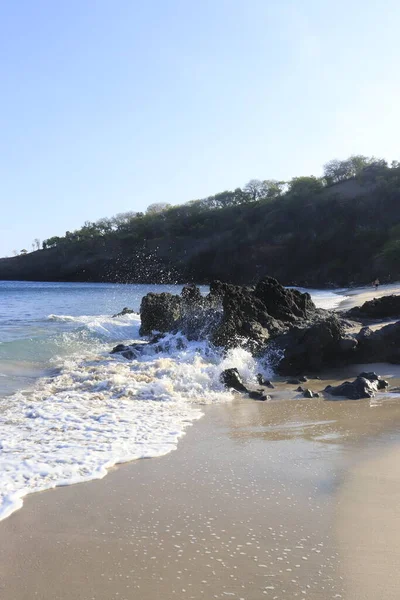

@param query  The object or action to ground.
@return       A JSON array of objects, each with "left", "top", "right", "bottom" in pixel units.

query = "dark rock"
[
  {"left": 358, "top": 371, "right": 380, "bottom": 381},
  {"left": 314, "top": 392, "right": 320, "bottom": 398},
  {"left": 253, "top": 277, "right": 317, "bottom": 322},
  {"left": 248, "top": 389, "right": 270, "bottom": 401},
  {"left": 256, "top": 373, "right": 274, "bottom": 387},
  {"left": 358, "top": 372, "right": 389, "bottom": 390},
  {"left": 181, "top": 284, "right": 203, "bottom": 303},
  {"left": 137, "top": 277, "right": 400, "bottom": 375},
  {"left": 111, "top": 342, "right": 148, "bottom": 358},
  {"left": 287, "top": 378, "right": 301, "bottom": 385},
  {"left": 303, "top": 389, "right": 315, "bottom": 398},
  {"left": 149, "top": 333, "right": 165, "bottom": 344},
  {"left": 211, "top": 285, "right": 281, "bottom": 349},
  {"left": 298, "top": 375, "right": 308, "bottom": 382},
  {"left": 348, "top": 295, "right": 400, "bottom": 319},
  {"left": 111, "top": 343, "right": 130, "bottom": 354},
  {"left": 325, "top": 376, "right": 378, "bottom": 400},
  {"left": 112, "top": 307, "right": 135, "bottom": 318},
  {"left": 296, "top": 386, "right": 304, "bottom": 392},
  {"left": 277, "top": 315, "right": 358, "bottom": 375},
  {"left": 139, "top": 277, "right": 319, "bottom": 352},
  {"left": 356, "top": 321, "right": 400, "bottom": 364},
  {"left": 121, "top": 349, "right": 136, "bottom": 360},
  {"left": 220, "top": 368, "right": 248, "bottom": 393},
  {"left": 140, "top": 293, "right": 182, "bottom": 336}
]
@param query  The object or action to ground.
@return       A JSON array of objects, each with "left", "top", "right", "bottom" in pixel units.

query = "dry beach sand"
[{"left": 1, "top": 286, "right": 400, "bottom": 600}]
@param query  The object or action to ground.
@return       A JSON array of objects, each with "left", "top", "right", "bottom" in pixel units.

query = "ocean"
[{"left": 0, "top": 280, "right": 348, "bottom": 521}]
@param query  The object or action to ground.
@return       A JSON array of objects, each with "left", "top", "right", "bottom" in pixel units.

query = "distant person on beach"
[{"left": 373, "top": 278, "right": 380, "bottom": 290}]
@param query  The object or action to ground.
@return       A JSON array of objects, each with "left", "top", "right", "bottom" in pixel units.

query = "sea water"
[{"left": 0, "top": 281, "right": 348, "bottom": 520}]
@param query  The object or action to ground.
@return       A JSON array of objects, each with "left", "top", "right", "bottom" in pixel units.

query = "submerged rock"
[
  {"left": 110, "top": 343, "right": 130, "bottom": 354},
  {"left": 358, "top": 371, "right": 389, "bottom": 389},
  {"left": 220, "top": 368, "right": 272, "bottom": 401},
  {"left": 220, "top": 368, "right": 248, "bottom": 393},
  {"left": 325, "top": 376, "right": 378, "bottom": 400},
  {"left": 110, "top": 342, "right": 147, "bottom": 360},
  {"left": 256, "top": 373, "right": 274, "bottom": 388},
  {"left": 248, "top": 389, "right": 271, "bottom": 401},
  {"left": 112, "top": 307, "right": 136, "bottom": 318}
]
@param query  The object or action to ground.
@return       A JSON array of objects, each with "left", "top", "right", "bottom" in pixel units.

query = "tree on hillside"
[
  {"left": 243, "top": 179, "right": 265, "bottom": 201},
  {"left": 323, "top": 155, "right": 387, "bottom": 185},
  {"left": 288, "top": 176, "right": 324, "bottom": 196},
  {"left": 146, "top": 202, "right": 172, "bottom": 214},
  {"left": 243, "top": 179, "right": 285, "bottom": 202},
  {"left": 20, "top": 249, "right": 27, "bottom": 255},
  {"left": 260, "top": 179, "right": 286, "bottom": 199},
  {"left": 111, "top": 211, "right": 138, "bottom": 229},
  {"left": 212, "top": 191, "right": 236, "bottom": 208},
  {"left": 43, "top": 236, "right": 62, "bottom": 249}
]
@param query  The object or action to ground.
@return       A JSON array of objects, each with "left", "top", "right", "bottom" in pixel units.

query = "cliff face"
[{"left": 1, "top": 178, "right": 399, "bottom": 286}]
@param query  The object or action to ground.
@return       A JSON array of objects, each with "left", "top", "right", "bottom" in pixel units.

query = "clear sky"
[{"left": 1, "top": 0, "right": 399, "bottom": 256}]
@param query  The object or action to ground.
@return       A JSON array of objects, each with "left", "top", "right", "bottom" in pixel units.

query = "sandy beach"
[{"left": 2, "top": 286, "right": 400, "bottom": 599}]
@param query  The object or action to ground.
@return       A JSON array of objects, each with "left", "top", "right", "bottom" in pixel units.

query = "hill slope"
[{"left": 2, "top": 164, "right": 400, "bottom": 286}]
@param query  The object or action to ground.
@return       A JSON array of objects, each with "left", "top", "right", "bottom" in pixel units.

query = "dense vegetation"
[{"left": 2, "top": 155, "right": 400, "bottom": 286}]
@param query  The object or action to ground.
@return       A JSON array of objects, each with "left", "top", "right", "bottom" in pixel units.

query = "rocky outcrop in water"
[
  {"left": 112, "top": 307, "right": 136, "bottom": 318},
  {"left": 139, "top": 277, "right": 323, "bottom": 352},
  {"left": 112, "top": 277, "right": 400, "bottom": 381}
]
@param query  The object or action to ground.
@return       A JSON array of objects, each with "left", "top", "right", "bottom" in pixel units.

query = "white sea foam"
[{"left": 0, "top": 316, "right": 265, "bottom": 521}]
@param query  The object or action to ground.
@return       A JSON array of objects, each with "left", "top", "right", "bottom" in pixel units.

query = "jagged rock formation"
[{"left": 110, "top": 277, "right": 400, "bottom": 380}]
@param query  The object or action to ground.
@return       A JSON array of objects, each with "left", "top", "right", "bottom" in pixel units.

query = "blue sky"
[{"left": 1, "top": 0, "right": 399, "bottom": 256}]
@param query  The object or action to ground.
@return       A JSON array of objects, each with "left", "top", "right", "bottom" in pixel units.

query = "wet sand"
[
  {"left": 2, "top": 367, "right": 400, "bottom": 600},
  {"left": 337, "top": 445, "right": 400, "bottom": 600}
]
